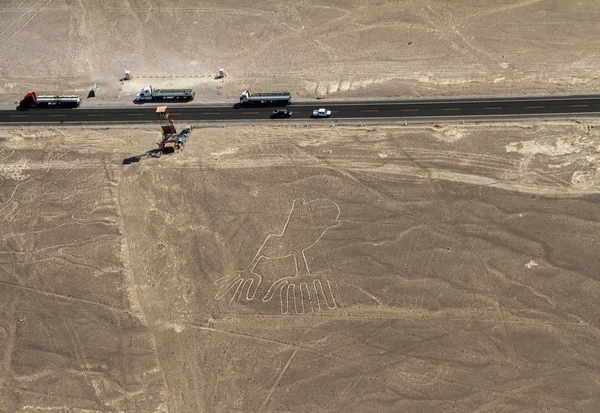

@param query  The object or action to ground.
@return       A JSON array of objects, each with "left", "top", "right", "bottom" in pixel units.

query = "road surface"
[{"left": 2, "top": 95, "right": 600, "bottom": 124}]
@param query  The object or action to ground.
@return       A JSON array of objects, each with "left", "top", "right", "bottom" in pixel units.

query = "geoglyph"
[{"left": 214, "top": 198, "right": 341, "bottom": 314}]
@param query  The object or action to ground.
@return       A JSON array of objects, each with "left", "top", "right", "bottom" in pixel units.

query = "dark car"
[{"left": 271, "top": 109, "right": 292, "bottom": 118}]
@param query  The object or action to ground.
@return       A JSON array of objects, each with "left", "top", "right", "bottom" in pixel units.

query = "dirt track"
[
  {"left": 0, "top": 123, "right": 599, "bottom": 411},
  {"left": 1, "top": 0, "right": 600, "bottom": 105}
]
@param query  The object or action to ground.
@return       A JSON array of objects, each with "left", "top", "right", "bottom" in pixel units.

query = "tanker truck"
[
  {"left": 19, "top": 92, "right": 81, "bottom": 109},
  {"left": 239, "top": 90, "right": 292, "bottom": 106},
  {"left": 135, "top": 86, "right": 195, "bottom": 102}
]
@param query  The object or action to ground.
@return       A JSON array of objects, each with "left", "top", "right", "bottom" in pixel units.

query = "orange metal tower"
[{"left": 156, "top": 106, "right": 176, "bottom": 136}]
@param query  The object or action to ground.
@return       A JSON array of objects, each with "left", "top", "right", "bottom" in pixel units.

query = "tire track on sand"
[
  {"left": 6, "top": 0, "right": 52, "bottom": 42},
  {"left": 0, "top": 0, "right": 40, "bottom": 41},
  {"left": 0, "top": 0, "right": 21, "bottom": 31},
  {"left": 260, "top": 347, "right": 299, "bottom": 412}
]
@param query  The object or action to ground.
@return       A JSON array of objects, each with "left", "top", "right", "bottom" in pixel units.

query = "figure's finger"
[
  {"left": 262, "top": 279, "right": 287, "bottom": 302},
  {"left": 312, "top": 279, "right": 324, "bottom": 312},
  {"left": 286, "top": 284, "right": 301, "bottom": 314},
  {"left": 245, "top": 274, "right": 261, "bottom": 300},
  {"left": 313, "top": 279, "right": 337, "bottom": 310},
  {"left": 238, "top": 278, "right": 253, "bottom": 301},
  {"left": 214, "top": 274, "right": 242, "bottom": 300},
  {"left": 321, "top": 278, "right": 337, "bottom": 309},
  {"left": 299, "top": 282, "right": 313, "bottom": 314},
  {"left": 213, "top": 272, "right": 239, "bottom": 286},
  {"left": 281, "top": 282, "right": 293, "bottom": 315},
  {"left": 228, "top": 278, "right": 244, "bottom": 307}
]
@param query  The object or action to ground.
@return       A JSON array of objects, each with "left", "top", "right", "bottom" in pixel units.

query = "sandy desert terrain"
[
  {"left": 0, "top": 0, "right": 599, "bottom": 105},
  {"left": 0, "top": 121, "right": 599, "bottom": 412}
]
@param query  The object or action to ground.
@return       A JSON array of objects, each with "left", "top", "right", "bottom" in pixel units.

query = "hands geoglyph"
[{"left": 214, "top": 198, "right": 340, "bottom": 314}]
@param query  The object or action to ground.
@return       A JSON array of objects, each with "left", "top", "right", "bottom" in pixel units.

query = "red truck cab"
[{"left": 19, "top": 92, "right": 37, "bottom": 107}]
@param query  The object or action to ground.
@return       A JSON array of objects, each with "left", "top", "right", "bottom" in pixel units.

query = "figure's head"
[{"left": 300, "top": 198, "right": 341, "bottom": 231}]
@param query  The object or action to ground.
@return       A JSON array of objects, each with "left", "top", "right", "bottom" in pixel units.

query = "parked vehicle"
[
  {"left": 19, "top": 92, "right": 81, "bottom": 109},
  {"left": 135, "top": 86, "right": 195, "bottom": 102},
  {"left": 271, "top": 109, "right": 292, "bottom": 118},
  {"left": 312, "top": 108, "right": 331, "bottom": 118},
  {"left": 240, "top": 90, "right": 292, "bottom": 105}
]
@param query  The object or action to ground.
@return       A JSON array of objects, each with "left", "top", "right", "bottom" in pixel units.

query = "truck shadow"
[
  {"left": 232, "top": 102, "right": 289, "bottom": 109},
  {"left": 132, "top": 99, "right": 194, "bottom": 105},
  {"left": 15, "top": 105, "right": 80, "bottom": 111}
]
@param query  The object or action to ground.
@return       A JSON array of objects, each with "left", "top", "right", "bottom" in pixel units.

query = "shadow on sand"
[{"left": 122, "top": 149, "right": 163, "bottom": 165}]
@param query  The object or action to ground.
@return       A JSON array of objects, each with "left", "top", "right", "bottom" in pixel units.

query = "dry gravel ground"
[
  {"left": 0, "top": 0, "right": 600, "bottom": 105},
  {"left": 0, "top": 122, "right": 599, "bottom": 412}
]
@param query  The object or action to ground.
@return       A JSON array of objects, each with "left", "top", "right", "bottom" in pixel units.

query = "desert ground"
[
  {"left": 0, "top": 121, "right": 599, "bottom": 412},
  {"left": 1, "top": 0, "right": 600, "bottom": 412},
  {"left": 1, "top": 0, "right": 600, "bottom": 105}
]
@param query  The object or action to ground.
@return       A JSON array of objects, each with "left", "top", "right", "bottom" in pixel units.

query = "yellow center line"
[
  {"left": 570, "top": 104, "right": 589, "bottom": 108},
  {"left": 360, "top": 109, "right": 379, "bottom": 113},
  {"left": 203, "top": 112, "right": 221, "bottom": 115},
  {"left": 126, "top": 113, "right": 144, "bottom": 116},
  {"left": 87, "top": 113, "right": 104, "bottom": 117},
  {"left": 242, "top": 112, "right": 260, "bottom": 115},
  {"left": 442, "top": 108, "right": 460, "bottom": 111},
  {"left": 401, "top": 109, "right": 419, "bottom": 112},
  {"left": 10, "top": 114, "right": 26, "bottom": 117},
  {"left": 484, "top": 107, "right": 502, "bottom": 110},
  {"left": 48, "top": 114, "right": 66, "bottom": 117},
  {"left": 526, "top": 105, "right": 544, "bottom": 109}
]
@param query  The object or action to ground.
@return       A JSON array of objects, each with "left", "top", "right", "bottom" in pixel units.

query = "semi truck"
[
  {"left": 135, "top": 86, "right": 195, "bottom": 102},
  {"left": 239, "top": 90, "right": 292, "bottom": 106},
  {"left": 19, "top": 92, "right": 81, "bottom": 109}
]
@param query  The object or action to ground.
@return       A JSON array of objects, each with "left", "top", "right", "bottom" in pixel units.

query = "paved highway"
[{"left": 2, "top": 96, "right": 600, "bottom": 124}]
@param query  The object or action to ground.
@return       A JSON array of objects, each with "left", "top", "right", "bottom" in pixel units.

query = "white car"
[{"left": 312, "top": 108, "right": 331, "bottom": 118}]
